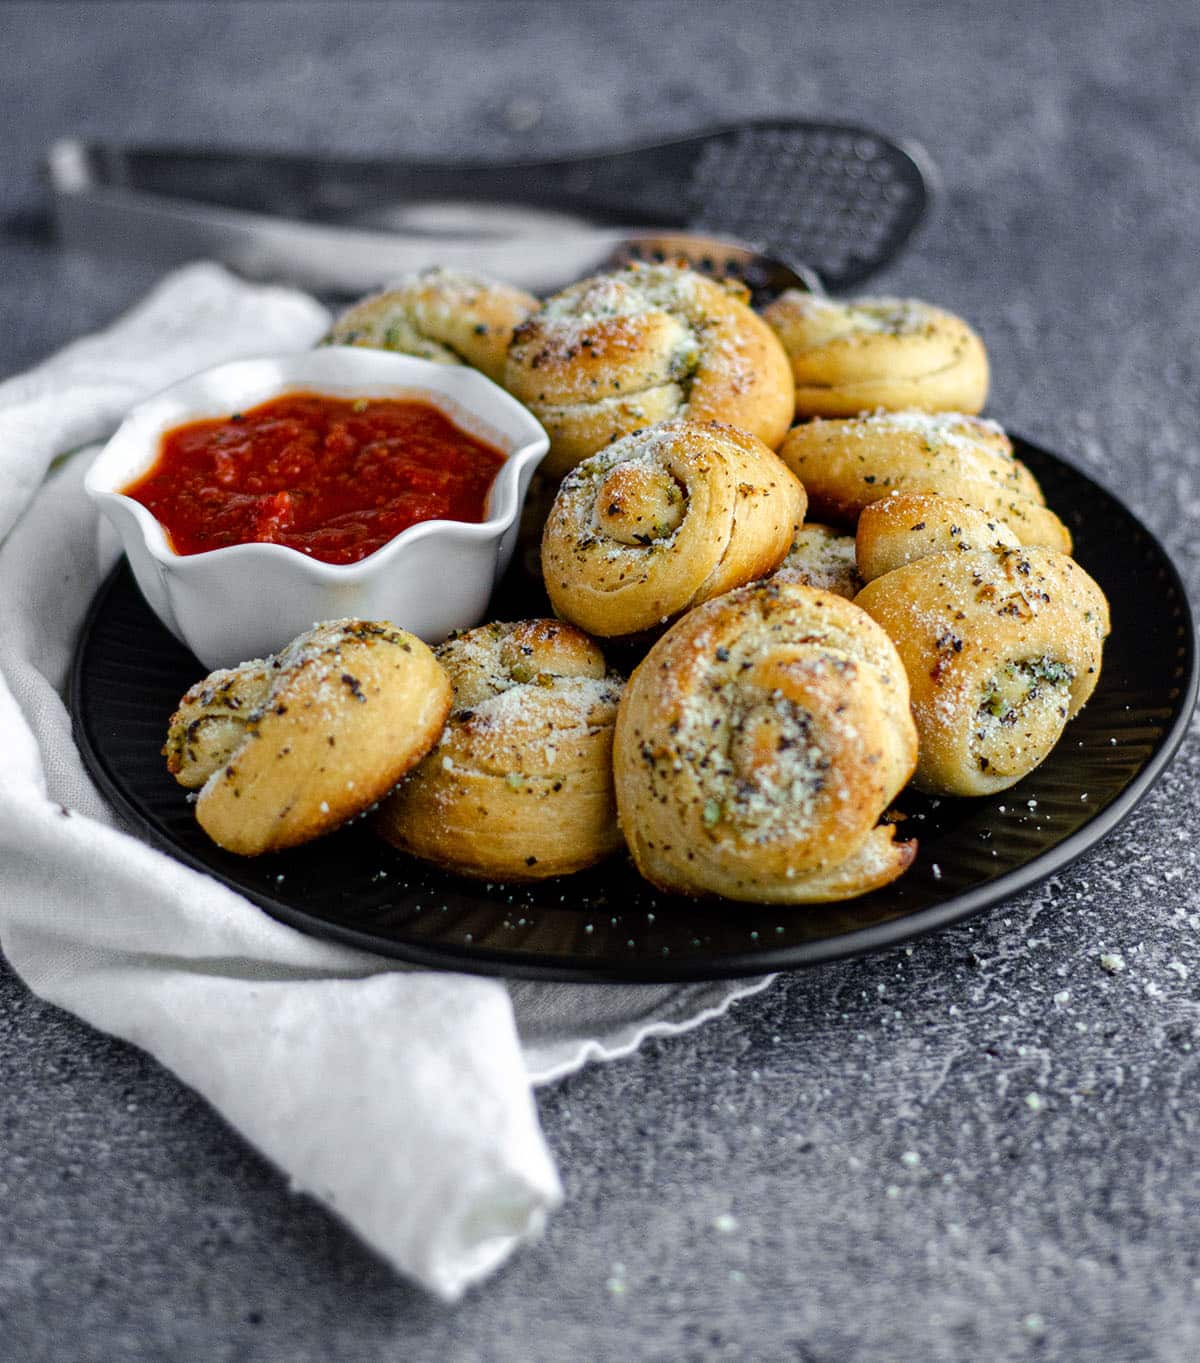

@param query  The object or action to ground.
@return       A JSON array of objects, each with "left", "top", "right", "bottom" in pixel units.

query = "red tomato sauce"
[{"left": 122, "top": 392, "right": 507, "bottom": 565}]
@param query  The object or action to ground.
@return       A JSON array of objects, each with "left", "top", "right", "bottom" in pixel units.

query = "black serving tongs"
[{"left": 46, "top": 119, "right": 934, "bottom": 298}]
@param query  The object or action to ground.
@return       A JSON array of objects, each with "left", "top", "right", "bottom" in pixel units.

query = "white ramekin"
[{"left": 85, "top": 348, "right": 549, "bottom": 669}]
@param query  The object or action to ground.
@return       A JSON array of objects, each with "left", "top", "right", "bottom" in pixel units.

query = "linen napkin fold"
[{"left": 0, "top": 263, "right": 772, "bottom": 1300}]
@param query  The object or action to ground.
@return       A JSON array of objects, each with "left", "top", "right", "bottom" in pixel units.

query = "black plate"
[{"left": 70, "top": 437, "right": 1197, "bottom": 982}]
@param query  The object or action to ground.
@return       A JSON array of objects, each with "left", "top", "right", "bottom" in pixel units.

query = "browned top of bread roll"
[
  {"left": 778, "top": 410, "right": 1072, "bottom": 553},
  {"left": 324, "top": 267, "right": 538, "bottom": 383},
  {"left": 762, "top": 293, "right": 989, "bottom": 418},
  {"left": 855, "top": 491, "right": 1021, "bottom": 582},
  {"left": 542, "top": 419, "right": 804, "bottom": 637},
  {"left": 166, "top": 619, "right": 451, "bottom": 855},
  {"left": 855, "top": 544, "right": 1110, "bottom": 796},
  {"left": 375, "top": 619, "right": 625, "bottom": 880},
  {"left": 504, "top": 263, "right": 795, "bottom": 476},
  {"left": 612, "top": 580, "right": 918, "bottom": 903}
]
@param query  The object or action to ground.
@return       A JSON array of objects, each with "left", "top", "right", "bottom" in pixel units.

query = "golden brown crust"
[
  {"left": 855, "top": 544, "right": 1110, "bottom": 796},
  {"left": 541, "top": 419, "right": 805, "bottom": 637},
  {"left": 504, "top": 263, "right": 795, "bottom": 476},
  {"left": 324, "top": 268, "right": 539, "bottom": 383},
  {"left": 777, "top": 411, "right": 1072, "bottom": 552},
  {"left": 856, "top": 491, "right": 1021, "bottom": 582},
  {"left": 612, "top": 581, "right": 918, "bottom": 903},
  {"left": 375, "top": 620, "right": 625, "bottom": 881},
  {"left": 762, "top": 293, "right": 989, "bottom": 417},
  {"left": 166, "top": 620, "right": 452, "bottom": 855}
]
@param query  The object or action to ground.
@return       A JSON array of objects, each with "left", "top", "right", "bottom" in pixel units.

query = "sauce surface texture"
[{"left": 123, "top": 392, "right": 507, "bottom": 565}]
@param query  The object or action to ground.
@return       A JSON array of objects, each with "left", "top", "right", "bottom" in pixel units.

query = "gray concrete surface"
[{"left": 1, "top": 3, "right": 1198, "bottom": 1360}]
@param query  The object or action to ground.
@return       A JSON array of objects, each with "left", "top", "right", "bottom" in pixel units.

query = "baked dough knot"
[
  {"left": 375, "top": 619, "right": 625, "bottom": 880},
  {"left": 777, "top": 410, "right": 1072, "bottom": 552},
  {"left": 854, "top": 507, "right": 1110, "bottom": 796},
  {"left": 767, "top": 522, "right": 863, "bottom": 599},
  {"left": 323, "top": 267, "right": 538, "bottom": 383},
  {"left": 613, "top": 580, "right": 918, "bottom": 903},
  {"left": 503, "top": 263, "right": 795, "bottom": 476},
  {"left": 164, "top": 619, "right": 451, "bottom": 855},
  {"left": 542, "top": 419, "right": 805, "bottom": 637},
  {"left": 762, "top": 292, "right": 989, "bottom": 417},
  {"left": 855, "top": 491, "right": 1020, "bottom": 582}
]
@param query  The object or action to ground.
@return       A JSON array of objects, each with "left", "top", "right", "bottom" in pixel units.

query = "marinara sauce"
[{"left": 122, "top": 392, "right": 507, "bottom": 565}]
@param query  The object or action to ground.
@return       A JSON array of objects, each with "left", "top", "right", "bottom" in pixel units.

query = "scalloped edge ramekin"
[{"left": 85, "top": 348, "right": 549, "bottom": 669}]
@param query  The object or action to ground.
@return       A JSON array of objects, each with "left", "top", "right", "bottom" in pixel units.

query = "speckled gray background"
[{"left": 1, "top": 3, "right": 1198, "bottom": 1361}]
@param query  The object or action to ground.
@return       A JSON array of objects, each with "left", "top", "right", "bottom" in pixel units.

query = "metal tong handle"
[{"left": 47, "top": 119, "right": 934, "bottom": 295}]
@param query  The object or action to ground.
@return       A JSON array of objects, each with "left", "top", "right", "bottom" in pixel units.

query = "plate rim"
[{"left": 70, "top": 433, "right": 1200, "bottom": 983}]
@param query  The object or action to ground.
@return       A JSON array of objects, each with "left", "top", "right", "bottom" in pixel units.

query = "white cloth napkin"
[{"left": 0, "top": 263, "right": 771, "bottom": 1301}]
